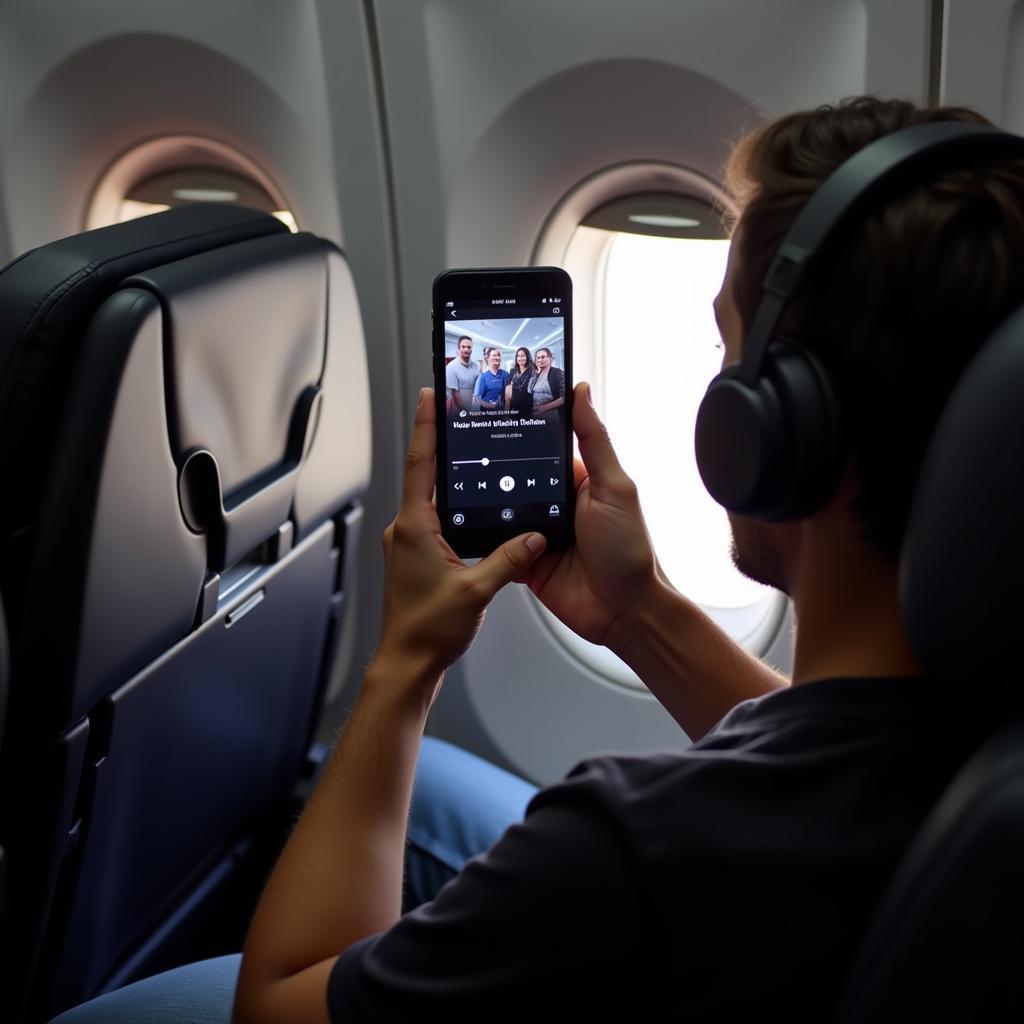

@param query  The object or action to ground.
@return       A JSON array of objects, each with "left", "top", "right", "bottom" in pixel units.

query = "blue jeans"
[{"left": 49, "top": 737, "right": 538, "bottom": 1023}]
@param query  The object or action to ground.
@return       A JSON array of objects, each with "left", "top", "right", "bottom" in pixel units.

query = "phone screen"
[{"left": 433, "top": 267, "right": 573, "bottom": 557}]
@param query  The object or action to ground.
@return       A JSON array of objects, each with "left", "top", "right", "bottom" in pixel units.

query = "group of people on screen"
[{"left": 445, "top": 336, "right": 565, "bottom": 419}]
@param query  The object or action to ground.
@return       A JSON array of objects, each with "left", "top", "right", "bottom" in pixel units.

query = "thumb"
[
  {"left": 572, "top": 382, "right": 631, "bottom": 500},
  {"left": 467, "top": 532, "right": 548, "bottom": 600}
]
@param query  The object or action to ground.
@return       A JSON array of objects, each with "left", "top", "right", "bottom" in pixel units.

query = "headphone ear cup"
[
  {"left": 695, "top": 341, "right": 843, "bottom": 520},
  {"left": 768, "top": 341, "right": 844, "bottom": 519},
  {"left": 695, "top": 363, "right": 786, "bottom": 516}
]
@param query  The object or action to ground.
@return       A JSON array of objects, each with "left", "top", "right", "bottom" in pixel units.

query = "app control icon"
[
  {"left": 477, "top": 481, "right": 487, "bottom": 490},
  {"left": 500, "top": 508, "right": 515, "bottom": 522},
  {"left": 452, "top": 513, "right": 466, "bottom": 526},
  {"left": 548, "top": 505, "right": 560, "bottom": 517},
  {"left": 454, "top": 481, "right": 464, "bottom": 491},
  {"left": 550, "top": 477, "right": 559, "bottom": 486},
  {"left": 526, "top": 478, "right": 536, "bottom": 487},
  {"left": 499, "top": 475, "right": 515, "bottom": 492}
]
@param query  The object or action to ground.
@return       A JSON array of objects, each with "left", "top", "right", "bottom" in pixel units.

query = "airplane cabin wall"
[
  {"left": 0, "top": 1, "right": 971, "bottom": 786},
  {"left": 372, "top": 0, "right": 933, "bottom": 782},
  {"left": 942, "top": 0, "right": 1024, "bottom": 133}
]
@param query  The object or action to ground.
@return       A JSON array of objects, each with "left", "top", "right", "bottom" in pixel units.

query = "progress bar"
[{"left": 451, "top": 456, "right": 561, "bottom": 466}]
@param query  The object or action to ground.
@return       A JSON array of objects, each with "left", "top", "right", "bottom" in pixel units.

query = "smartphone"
[{"left": 433, "top": 266, "right": 574, "bottom": 558}]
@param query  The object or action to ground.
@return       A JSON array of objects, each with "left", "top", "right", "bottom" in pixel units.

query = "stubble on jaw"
[{"left": 729, "top": 514, "right": 789, "bottom": 594}]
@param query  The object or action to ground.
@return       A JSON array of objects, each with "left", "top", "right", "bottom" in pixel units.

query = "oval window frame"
[
  {"left": 85, "top": 134, "right": 292, "bottom": 231},
  {"left": 531, "top": 161, "right": 790, "bottom": 693}
]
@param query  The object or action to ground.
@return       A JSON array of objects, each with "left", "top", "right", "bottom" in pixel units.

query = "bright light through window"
[
  {"left": 601, "top": 232, "right": 772, "bottom": 612},
  {"left": 117, "top": 199, "right": 170, "bottom": 222},
  {"left": 87, "top": 141, "right": 298, "bottom": 233},
  {"left": 534, "top": 179, "right": 786, "bottom": 687}
]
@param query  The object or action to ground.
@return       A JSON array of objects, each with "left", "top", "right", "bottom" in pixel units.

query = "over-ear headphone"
[{"left": 694, "top": 120, "right": 1024, "bottom": 521}]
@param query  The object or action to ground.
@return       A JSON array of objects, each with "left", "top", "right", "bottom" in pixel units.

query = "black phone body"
[{"left": 433, "top": 267, "right": 574, "bottom": 558}]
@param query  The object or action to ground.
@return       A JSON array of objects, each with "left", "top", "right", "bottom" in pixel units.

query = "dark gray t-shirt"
[{"left": 328, "top": 676, "right": 1002, "bottom": 1022}]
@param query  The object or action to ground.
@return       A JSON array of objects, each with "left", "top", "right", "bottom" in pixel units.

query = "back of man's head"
[{"left": 727, "top": 97, "right": 1024, "bottom": 561}]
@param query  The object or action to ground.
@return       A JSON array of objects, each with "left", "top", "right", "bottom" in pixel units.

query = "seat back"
[
  {"left": 840, "top": 722, "right": 1024, "bottom": 1021},
  {"left": 0, "top": 591, "right": 7, "bottom": 786},
  {"left": 0, "top": 207, "right": 370, "bottom": 1018},
  {"left": 838, "top": 304, "right": 1024, "bottom": 1020},
  {"left": 0, "top": 591, "right": 8, "bottom": 948}
]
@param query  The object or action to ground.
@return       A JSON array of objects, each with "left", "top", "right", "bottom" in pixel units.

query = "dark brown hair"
[
  {"left": 727, "top": 97, "right": 1024, "bottom": 559},
  {"left": 513, "top": 346, "right": 534, "bottom": 376}
]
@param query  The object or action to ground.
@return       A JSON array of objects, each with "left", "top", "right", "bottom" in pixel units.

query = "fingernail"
[
  {"left": 419, "top": 387, "right": 427, "bottom": 403},
  {"left": 524, "top": 533, "right": 545, "bottom": 555},
  {"left": 585, "top": 383, "right": 593, "bottom": 405}
]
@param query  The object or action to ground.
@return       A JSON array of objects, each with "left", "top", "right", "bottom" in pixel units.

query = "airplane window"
[
  {"left": 535, "top": 188, "right": 786, "bottom": 690},
  {"left": 599, "top": 226, "right": 771, "bottom": 612},
  {"left": 117, "top": 167, "right": 296, "bottom": 230},
  {"left": 85, "top": 136, "right": 296, "bottom": 232}
]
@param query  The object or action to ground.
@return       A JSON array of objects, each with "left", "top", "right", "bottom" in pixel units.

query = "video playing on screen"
[{"left": 443, "top": 315, "right": 568, "bottom": 520}]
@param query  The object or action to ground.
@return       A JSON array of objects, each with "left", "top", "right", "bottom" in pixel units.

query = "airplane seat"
[
  {"left": 837, "top": 303, "right": 1024, "bottom": 1021},
  {"left": 0, "top": 590, "right": 8, "bottom": 940},
  {"left": 0, "top": 205, "right": 371, "bottom": 1020},
  {"left": 0, "top": 590, "right": 7, "bottom": 790}
]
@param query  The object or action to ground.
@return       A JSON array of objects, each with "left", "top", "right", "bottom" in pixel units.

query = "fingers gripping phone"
[{"left": 433, "top": 267, "right": 574, "bottom": 558}]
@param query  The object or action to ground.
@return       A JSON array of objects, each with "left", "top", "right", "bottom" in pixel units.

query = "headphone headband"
[{"left": 737, "top": 121, "right": 1024, "bottom": 386}]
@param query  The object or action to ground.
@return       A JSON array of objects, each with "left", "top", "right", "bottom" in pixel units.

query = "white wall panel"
[
  {"left": 943, "top": 0, "right": 1018, "bottom": 125},
  {"left": 313, "top": 0, "right": 406, "bottom": 713},
  {"left": 0, "top": 0, "right": 340, "bottom": 253},
  {"left": 0, "top": 0, "right": 945, "bottom": 781},
  {"left": 862, "top": 0, "right": 931, "bottom": 102},
  {"left": 1008, "top": 5, "right": 1024, "bottom": 132}
]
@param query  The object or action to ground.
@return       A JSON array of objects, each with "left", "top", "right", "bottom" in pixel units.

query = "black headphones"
[{"left": 694, "top": 120, "right": 1024, "bottom": 521}]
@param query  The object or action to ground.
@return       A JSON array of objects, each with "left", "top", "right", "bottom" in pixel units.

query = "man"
[
  {"left": 230, "top": 96, "right": 1022, "bottom": 1021},
  {"left": 445, "top": 334, "right": 478, "bottom": 414},
  {"left": 52, "top": 98, "right": 1024, "bottom": 1024}
]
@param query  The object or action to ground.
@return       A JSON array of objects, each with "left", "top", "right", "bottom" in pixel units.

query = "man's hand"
[
  {"left": 237, "top": 387, "right": 547, "bottom": 1024},
  {"left": 522, "top": 383, "right": 661, "bottom": 646},
  {"left": 521, "top": 382, "right": 787, "bottom": 739},
  {"left": 377, "top": 388, "right": 547, "bottom": 682}
]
